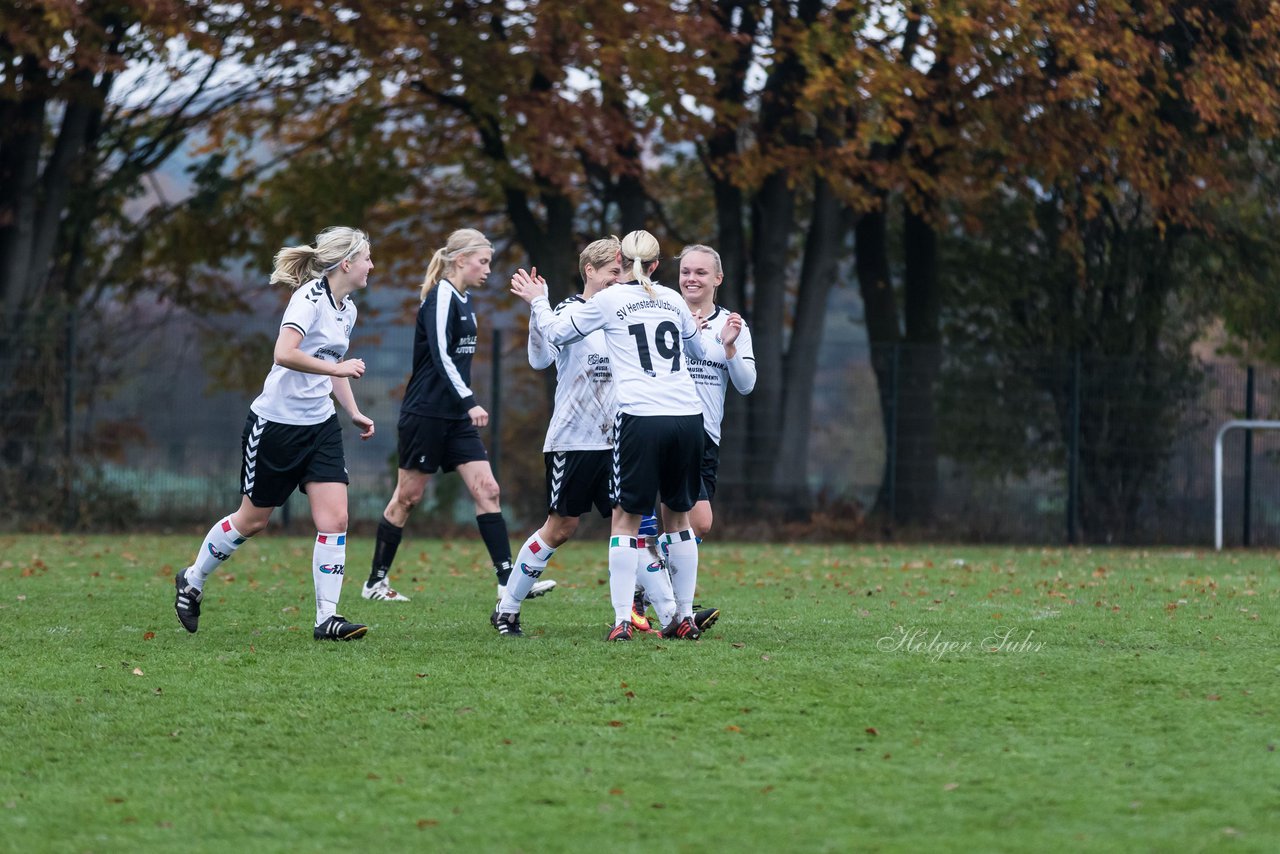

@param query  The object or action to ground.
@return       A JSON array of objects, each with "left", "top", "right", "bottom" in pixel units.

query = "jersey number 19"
[{"left": 628, "top": 321, "right": 682, "bottom": 376}]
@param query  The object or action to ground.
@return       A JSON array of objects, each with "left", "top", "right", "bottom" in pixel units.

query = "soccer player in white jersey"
[
  {"left": 362, "top": 229, "right": 551, "bottom": 613},
  {"left": 172, "top": 227, "right": 376, "bottom": 641},
  {"left": 511, "top": 229, "right": 708, "bottom": 641},
  {"left": 494, "top": 237, "right": 677, "bottom": 637},
  {"left": 634, "top": 243, "right": 757, "bottom": 629}
]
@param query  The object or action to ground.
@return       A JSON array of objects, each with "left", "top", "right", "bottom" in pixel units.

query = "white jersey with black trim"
[
  {"left": 529, "top": 295, "right": 616, "bottom": 452},
  {"left": 529, "top": 281, "right": 705, "bottom": 417},
  {"left": 686, "top": 306, "right": 756, "bottom": 445},
  {"left": 250, "top": 278, "right": 355, "bottom": 426}
]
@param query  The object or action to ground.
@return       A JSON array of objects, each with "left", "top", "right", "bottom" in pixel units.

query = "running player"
[
  {"left": 362, "top": 228, "right": 552, "bottom": 611},
  {"left": 172, "top": 226, "right": 376, "bottom": 641},
  {"left": 510, "top": 229, "right": 707, "bottom": 641}
]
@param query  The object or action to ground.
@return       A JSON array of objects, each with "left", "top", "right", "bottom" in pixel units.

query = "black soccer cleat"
[
  {"left": 493, "top": 611, "right": 524, "bottom": 637},
  {"left": 313, "top": 615, "right": 368, "bottom": 641},
  {"left": 174, "top": 570, "right": 203, "bottom": 633},
  {"left": 693, "top": 607, "right": 720, "bottom": 635},
  {"left": 660, "top": 616, "right": 701, "bottom": 640},
  {"left": 607, "top": 620, "right": 634, "bottom": 642}
]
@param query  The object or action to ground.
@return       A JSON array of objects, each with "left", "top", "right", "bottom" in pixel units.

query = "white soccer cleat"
[
  {"left": 497, "top": 579, "right": 557, "bottom": 602},
  {"left": 361, "top": 579, "right": 411, "bottom": 602},
  {"left": 527, "top": 579, "right": 557, "bottom": 599}
]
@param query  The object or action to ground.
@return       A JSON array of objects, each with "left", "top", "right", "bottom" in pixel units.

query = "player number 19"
[{"left": 627, "top": 321, "right": 681, "bottom": 376}]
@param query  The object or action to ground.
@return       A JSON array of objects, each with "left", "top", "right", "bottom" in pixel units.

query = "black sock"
[
  {"left": 476, "top": 512, "right": 513, "bottom": 586},
  {"left": 368, "top": 515, "right": 403, "bottom": 585}
]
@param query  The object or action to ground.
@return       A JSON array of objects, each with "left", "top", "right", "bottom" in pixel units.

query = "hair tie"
[{"left": 321, "top": 239, "right": 366, "bottom": 273}]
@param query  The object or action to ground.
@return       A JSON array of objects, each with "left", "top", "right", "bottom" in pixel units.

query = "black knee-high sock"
[
  {"left": 367, "top": 515, "right": 403, "bottom": 585},
  {"left": 476, "top": 512, "right": 513, "bottom": 586}
]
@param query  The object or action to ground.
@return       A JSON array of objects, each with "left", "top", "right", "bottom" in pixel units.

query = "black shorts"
[
  {"left": 545, "top": 450, "right": 612, "bottom": 519},
  {"left": 698, "top": 434, "right": 720, "bottom": 502},
  {"left": 240, "top": 412, "right": 348, "bottom": 508},
  {"left": 397, "top": 413, "right": 488, "bottom": 473},
  {"left": 611, "top": 413, "right": 704, "bottom": 515}
]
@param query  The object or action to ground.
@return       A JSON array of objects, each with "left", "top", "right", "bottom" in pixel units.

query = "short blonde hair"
[
  {"left": 270, "top": 227, "right": 370, "bottom": 289},
  {"left": 421, "top": 228, "right": 493, "bottom": 300},
  {"left": 579, "top": 235, "right": 621, "bottom": 282}
]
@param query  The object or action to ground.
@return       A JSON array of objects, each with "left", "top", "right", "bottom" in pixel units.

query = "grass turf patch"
[{"left": 1, "top": 535, "right": 1277, "bottom": 852}]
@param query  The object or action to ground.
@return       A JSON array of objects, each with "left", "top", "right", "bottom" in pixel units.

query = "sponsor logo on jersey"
[
  {"left": 316, "top": 346, "right": 343, "bottom": 360},
  {"left": 587, "top": 354, "right": 610, "bottom": 365},
  {"left": 319, "top": 563, "right": 345, "bottom": 575}
]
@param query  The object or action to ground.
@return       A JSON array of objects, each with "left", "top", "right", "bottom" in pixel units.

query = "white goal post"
[{"left": 1214, "top": 419, "right": 1280, "bottom": 550}]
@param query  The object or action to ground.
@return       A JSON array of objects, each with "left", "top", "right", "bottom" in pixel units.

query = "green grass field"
[{"left": 2, "top": 534, "right": 1278, "bottom": 852}]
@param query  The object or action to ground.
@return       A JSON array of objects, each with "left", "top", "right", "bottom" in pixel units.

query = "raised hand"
[
  {"left": 510, "top": 267, "right": 548, "bottom": 303},
  {"left": 719, "top": 312, "right": 743, "bottom": 347}
]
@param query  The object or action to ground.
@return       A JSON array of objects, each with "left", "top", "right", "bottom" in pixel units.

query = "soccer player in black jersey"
[{"left": 364, "top": 228, "right": 552, "bottom": 611}]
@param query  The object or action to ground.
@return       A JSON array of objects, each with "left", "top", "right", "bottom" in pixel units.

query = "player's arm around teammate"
[{"left": 172, "top": 227, "right": 375, "bottom": 642}]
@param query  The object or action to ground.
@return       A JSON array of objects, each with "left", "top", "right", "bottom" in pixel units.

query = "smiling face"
[
  {"left": 679, "top": 249, "right": 722, "bottom": 309},
  {"left": 328, "top": 246, "right": 373, "bottom": 298},
  {"left": 584, "top": 253, "right": 623, "bottom": 294},
  {"left": 346, "top": 249, "right": 374, "bottom": 288},
  {"left": 453, "top": 249, "right": 493, "bottom": 291}
]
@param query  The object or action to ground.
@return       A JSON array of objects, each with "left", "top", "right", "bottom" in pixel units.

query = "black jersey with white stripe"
[
  {"left": 250, "top": 277, "right": 355, "bottom": 426},
  {"left": 401, "top": 279, "right": 479, "bottom": 420}
]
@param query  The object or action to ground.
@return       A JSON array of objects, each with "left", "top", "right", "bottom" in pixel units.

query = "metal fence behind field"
[{"left": 3, "top": 297, "right": 1278, "bottom": 546}]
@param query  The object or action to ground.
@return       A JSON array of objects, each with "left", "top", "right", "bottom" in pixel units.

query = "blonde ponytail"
[
  {"left": 619, "top": 229, "right": 660, "bottom": 297},
  {"left": 271, "top": 226, "right": 369, "bottom": 289},
  {"left": 421, "top": 227, "right": 493, "bottom": 300}
]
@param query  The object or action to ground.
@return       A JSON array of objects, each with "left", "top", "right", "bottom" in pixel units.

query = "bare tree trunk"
[
  {"left": 0, "top": 57, "right": 48, "bottom": 318},
  {"left": 746, "top": 171, "right": 795, "bottom": 490},
  {"left": 897, "top": 205, "right": 941, "bottom": 525},
  {"left": 771, "top": 178, "right": 854, "bottom": 518},
  {"left": 855, "top": 205, "right": 901, "bottom": 521}
]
